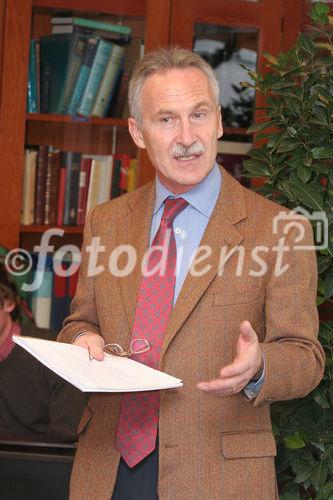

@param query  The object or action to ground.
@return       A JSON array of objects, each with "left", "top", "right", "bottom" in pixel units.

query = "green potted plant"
[{"left": 242, "top": 2, "right": 333, "bottom": 498}]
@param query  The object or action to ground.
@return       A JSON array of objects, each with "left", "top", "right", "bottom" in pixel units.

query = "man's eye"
[
  {"left": 161, "top": 116, "right": 172, "bottom": 123},
  {"left": 193, "top": 112, "right": 205, "bottom": 119}
]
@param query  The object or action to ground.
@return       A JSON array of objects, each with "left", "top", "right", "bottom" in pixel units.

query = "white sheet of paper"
[{"left": 13, "top": 336, "right": 183, "bottom": 393}]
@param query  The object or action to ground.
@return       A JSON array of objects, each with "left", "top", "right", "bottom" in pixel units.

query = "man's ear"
[
  {"left": 3, "top": 300, "right": 15, "bottom": 314},
  {"left": 217, "top": 106, "right": 223, "bottom": 139},
  {"left": 128, "top": 118, "right": 146, "bottom": 149}
]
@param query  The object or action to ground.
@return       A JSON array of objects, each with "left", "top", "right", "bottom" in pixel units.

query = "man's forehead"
[{"left": 141, "top": 67, "right": 214, "bottom": 105}]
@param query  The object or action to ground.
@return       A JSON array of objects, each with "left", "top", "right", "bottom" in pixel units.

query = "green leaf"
[
  {"left": 329, "top": 382, "right": 333, "bottom": 403},
  {"left": 284, "top": 434, "right": 306, "bottom": 449},
  {"left": 311, "top": 147, "right": 333, "bottom": 159},
  {"left": 247, "top": 121, "right": 273, "bottom": 134},
  {"left": 313, "top": 387, "right": 330, "bottom": 408},
  {"left": 310, "top": 1, "right": 330, "bottom": 24},
  {"left": 330, "top": 170, "right": 333, "bottom": 186},
  {"left": 297, "top": 165, "right": 311, "bottom": 183},
  {"left": 324, "top": 272, "right": 333, "bottom": 298},
  {"left": 243, "top": 160, "right": 269, "bottom": 177},
  {"left": 318, "top": 255, "right": 331, "bottom": 274},
  {"left": 297, "top": 32, "right": 315, "bottom": 55},
  {"left": 290, "top": 179, "right": 324, "bottom": 210}
]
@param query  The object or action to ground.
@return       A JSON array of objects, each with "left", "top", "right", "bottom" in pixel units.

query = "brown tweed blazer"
[{"left": 59, "top": 167, "right": 324, "bottom": 500}]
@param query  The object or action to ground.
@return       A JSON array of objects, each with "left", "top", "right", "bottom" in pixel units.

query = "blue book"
[
  {"left": 27, "top": 39, "right": 38, "bottom": 112},
  {"left": 77, "top": 39, "right": 113, "bottom": 117},
  {"left": 67, "top": 36, "right": 99, "bottom": 115},
  {"left": 57, "top": 33, "right": 88, "bottom": 114},
  {"left": 30, "top": 254, "right": 53, "bottom": 330}
]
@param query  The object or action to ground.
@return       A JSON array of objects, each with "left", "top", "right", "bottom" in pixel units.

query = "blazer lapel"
[{"left": 161, "top": 168, "right": 247, "bottom": 359}]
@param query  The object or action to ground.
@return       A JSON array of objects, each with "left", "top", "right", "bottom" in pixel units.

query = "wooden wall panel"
[
  {"left": 0, "top": 0, "right": 6, "bottom": 115},
  {"left": 0, "top": 0, "right": 32, "bottom": 249}
]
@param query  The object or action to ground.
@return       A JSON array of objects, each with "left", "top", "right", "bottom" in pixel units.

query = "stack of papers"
[{"left": 13, "top": 336, "right": 183, "bottom": 393}]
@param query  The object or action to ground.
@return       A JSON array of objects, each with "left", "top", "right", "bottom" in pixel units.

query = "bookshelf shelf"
[
  {"left": 26, "top": 113, "right": 129, "bottom": 128},
  {"left": 32, "top": 0, "right": 146, "bottom": 17},
  {"left": 20, "top": 224, "right": 83, "bottom": 234}
]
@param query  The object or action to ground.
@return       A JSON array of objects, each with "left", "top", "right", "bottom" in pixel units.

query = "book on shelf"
[
  {"left": 34, "top": 145, "right": 48, "bottom": 224},
  {"left": 77, "top": 39, "right": 113, "bottom": 117},
  {"left": 27, "top": 39, "right": 38, "bottom": 113},
  {"left": 57, "top": 33, "right": 88, "bottom": 114},
  {"left": 77, "top": 156, "right": 92, "bottom": 226},
  {"left": 57, "top": 163, "right": 67, "bottom": 227},
  {"left": 21, "top": 148, "right": 38, "bottom": 225},
  {"left": 30, "top": 254, "right": 53, "bottom": 329},
  {"left": 91, "top": 43, "right": 125, "bottom": 118},
  {"left": 63, "top": 152, "right": 82, "bottom": 225},
  {"left": 51, "top": 16, "right": 131, "bottom": 39},
  {"left": 67, "top": 36, "right": 99, "bottom": 115},
  {"left": 50, "top": 255, "right": 79, "bottom": 333},
  {"left": 22, "top": 146, "right": 137, "bottom": 228},
  {"left": 39, "top": 34, "right": 74, "bottom": 113},
  {"left": 44, "top": 147, "right": 61, "bottom": 225}
]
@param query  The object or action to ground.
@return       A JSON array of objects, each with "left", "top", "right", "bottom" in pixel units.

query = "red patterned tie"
[{"left": 115, "top": 197, "right": 188, "bottom": 468}]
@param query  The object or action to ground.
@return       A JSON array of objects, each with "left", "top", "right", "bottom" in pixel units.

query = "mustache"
[{"left": 170, "top": 141, "right": 205, "bottom": 158}]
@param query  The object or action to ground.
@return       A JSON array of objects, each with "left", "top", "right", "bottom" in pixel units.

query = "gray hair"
[{"left": 128, "top": 46, "right": 220, "bottom": 124}]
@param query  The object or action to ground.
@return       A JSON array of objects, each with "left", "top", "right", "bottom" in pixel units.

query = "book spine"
[
  {"left": 44, "top": 147, "right": 61, "bottom": 225},
  {"left": 41, "top": 65, "right": 51, "bottom": 113},
  {"left": 57, "top": 164, "right": 67, "bottom": 226},
  {"left": 27, "top": 39, "right": 38, "bottom": 113},
  {"left": 67, "top": 37, "right": 99, "bottom": 115},
  {"left": 35, "top": 40, "right": 41, "bottom": 112},
  {"left": 31, "top": 254, "right": 53, "bottom": 329},
  {"left": 63, "top": 152, "right": 82, "bottom": 225},
  {"left": 109, "top": 70, "right": 129, "bottom": 118},
  {"left": 114, "top": 153, "right": 131, "bottom": 193},
  {"left": 97, "top": 156, "right": 113, "bottom": 204},
  {"left": 127, "top": 158, "right": 138, "bottom": 193},
  {"left": 50, "top": 269, "right": 68, "bottom": 333},
  {"left": 34, "top": 145, "right": 48, "bottom": 225},
  {"left": 91, "top": 44, "right": 125, "bottom": 117},
  {"left": 57, "top": 34, "right": 88, "bottom": 114},
  {"left": 73, "top": 17, "right": 131, "bottom": 36},
  {"left": 111, "top": 158, "right": 122, "bottom": 199},
  {"left": 77, "top": 157, "right": 92, "bottom": 225},
  {"left": 21, "top": 148, "right": 38, "bottom": 225},
  {"left": 77, "top": 40, "right": 113, "bottom": 117}
]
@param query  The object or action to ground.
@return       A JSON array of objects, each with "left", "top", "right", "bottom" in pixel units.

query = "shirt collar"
[{"left": 154, "top": 162, "right": 222, "bottom": 218}]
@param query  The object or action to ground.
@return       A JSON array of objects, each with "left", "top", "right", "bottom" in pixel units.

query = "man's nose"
[{"left": 176, "top": 119, "right": 196, "bottom": 147}]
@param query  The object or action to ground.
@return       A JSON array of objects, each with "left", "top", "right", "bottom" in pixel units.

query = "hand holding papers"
[{"left": 13, "top": 336, "right": 183, "bottom": 393}]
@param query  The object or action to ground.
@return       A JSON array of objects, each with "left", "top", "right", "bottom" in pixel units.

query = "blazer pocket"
[
  {"left": 221, "top": 430, "right": 277, "bottom": 459},
  {"left": 77, "top": 405, "right": 93, "bottom": 435},
  {"left": 213, "top": 287, "right": 261, "bottom": 306}
]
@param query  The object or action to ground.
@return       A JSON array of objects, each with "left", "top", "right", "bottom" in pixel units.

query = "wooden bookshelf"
[
  {"left": 20, "top": 224, "right": 83, "bottom": 234},
  {"left": 27, "top": 113, "right": 129, "bottom": 128},
  {"left": 0, "top": 0, "right": 310, "bottom": 250}
]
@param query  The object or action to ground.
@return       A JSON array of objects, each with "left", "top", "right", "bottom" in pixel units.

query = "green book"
[
  {"left": 40, "top": 34, "right": 73, "bottom": 113},
  {"left": 73, "top": 17, "right": 131, "bottom": 36},
  {"left": 57, "top": 33, "right": 88, "bottom": 114},
  {"left": 91, "top": 43, "right": 125, "bottom": 117},
  {"left": 77, "top": 39, "right": 113, "bottom": 117}
]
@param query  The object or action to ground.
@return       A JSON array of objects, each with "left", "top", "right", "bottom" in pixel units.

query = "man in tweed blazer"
[{"left": 58, "top": 47, "right": 324, "bottom": 499}]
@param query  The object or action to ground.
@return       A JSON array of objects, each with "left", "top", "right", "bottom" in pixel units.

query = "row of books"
[
  {"left": 21, "top": 145, "right": 138, "bottom": 226},
  {"left": 26, "top": 253, "right": 79, "bottom": 333},
  {"left": 27, "top": 16, "right": 143, "bottom": 118}
]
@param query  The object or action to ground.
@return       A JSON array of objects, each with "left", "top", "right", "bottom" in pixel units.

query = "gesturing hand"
[
  {"left": 197, "top": 320, "right": 263, "bottom": 396},
  {"left": 73, "top": 332, "right": 105, "bottom": 361}
]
